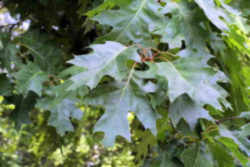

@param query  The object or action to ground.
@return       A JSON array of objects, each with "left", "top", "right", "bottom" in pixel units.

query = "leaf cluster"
[{"left": 0, "top": 0, "right": 249, "bottom": 166}]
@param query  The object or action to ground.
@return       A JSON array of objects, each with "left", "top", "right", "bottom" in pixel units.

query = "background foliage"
[{"left": 0, "top": 0, "right": 249, "bottom": 166}]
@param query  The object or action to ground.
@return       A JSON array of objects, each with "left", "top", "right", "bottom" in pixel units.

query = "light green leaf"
[
  {"left": 86, "top": 1, "right": 114, "bottom": 18},
  {"left": 68, "top": 41, "right": 140, "bottom": 90},
  {"left": 208, "top": 141, "right": 234, "bottom": 167},
  {"left": 236, "top": 124, "right": 250, "bottom": 157},
  {"left": 195, "top": 0, "right": 247, "bottom": 32},
  {"left": 36, "top": 81, "right": 87, "bottom": 136},
  {"left": 195, "top": 0, "right": 230, "bottom": 30},
  {"left": 226, "top": 25, "right": 250, "bottom": 55},
  {"left": 133, "top": 130, "right": 156, "bottom": 159},
  {"left": 14, "top": 63, "right": 48, "bottom": 96},
  {"left": 220, "top": 48, "right": 249, "bottom": 112},
  {"left": 37, "top": 98, "right": 83, "bottom": 136},
  {"left": 240, "top": 112, "right": 250, "bottom": 120},
  {"left": 48, "top": 99, "right": 83, "bottom": 136},
  {"left": 230, "top": 0, "right": 250, "bottom": 27},
  {"left": 218, "top": 137, "right": 248, "bottom": 165},
  {"left": 140, "top": 53, "right": 228, "bottom": 110},
  {"left": 219, "top": 125, "right": 250, "bottom": 157}
]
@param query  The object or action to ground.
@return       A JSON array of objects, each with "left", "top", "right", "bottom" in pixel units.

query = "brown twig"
[{"left": 215, "top": 116, "right": 241, "bottom": 125}]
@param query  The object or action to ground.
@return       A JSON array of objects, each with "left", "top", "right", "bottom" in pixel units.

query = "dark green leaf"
[
  {"left": 169, "top": 95, "right": 213, "bottom": 130},
  {"left": 85, "top": 82, "right": 158, "bottom": 146},
  {"left": 93, "top": 0, "right": 164, "bottom": 46},
  {"left": 208, "top": 141, "right": 234, "bottom": 167},
  {"left": 181, "top": 144, "right": 214, "bottom": 167}
]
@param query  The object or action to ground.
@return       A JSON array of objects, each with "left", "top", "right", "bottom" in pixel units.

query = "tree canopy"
[{"left": 0, "top": 0, "right": 249, "bottom": 166}]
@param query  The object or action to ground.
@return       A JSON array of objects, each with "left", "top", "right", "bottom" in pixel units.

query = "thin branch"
[{"left": 215, "top": 116, "right": 242, "bottom": 124}]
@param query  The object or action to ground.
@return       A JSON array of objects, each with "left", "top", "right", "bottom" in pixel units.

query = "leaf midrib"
[
  {"left": 116, "top": 0, "right": 147, "bottom": 41},
  {"left": 79, "top": 45, "right": 130, "bottom": 89},
  {"left": 168, "top": 62, "right": 194, "bottom": 92}
]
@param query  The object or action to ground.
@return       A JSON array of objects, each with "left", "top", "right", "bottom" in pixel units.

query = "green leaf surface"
[
  {"left": 36, "top": 81, "right": 88, "bottom": 135},
  {"left": 230, "top": 0, "right": 250, "bottom": 28},
  {"left": 48, "top": 99, "right": 83, "bottom": 136},
  {"left": 180, "top": 144, "right": 214, "bottom": 167},
  {"left": 195, "top": 0, "right": 247, "bottom": 32},
  {"left": 218, "top": 137, "right": 248, "bottom": 165},
  {"left": 154, "top": 0, "right": 210, "bottom": 50},
  {"left": 16, "top": 31, "right": 65, "bottom": 73},
  {"left": 0, "top": 74, "right": 12, "bottom": 96},
  {"left": 84, "top": 83, "right": 158, "bottom": 146},
  {"left": 219, "top": 125, "right": 250, "bottom": 156},
  {"left": 0, "top": 33, "right": 21, "bottom": 70},
  {"left": 240, "top": 112, "right": 250, "bottom": 120},
  {"left": 236, "top": 124, "right": 250, "bottom": 157},
  {"left": 194, "top": 0, "right": 230, "bottom": 31},
  {"left": 169, "top": 95, "right": 213, "bottom": 130},
  {"left": 85, "top": 0, "right": 115, "bottom": 18},
  {"left": 10, "top": 93, "right": 37, "bottom": 128},
  {"left": 93, "top": 0, "right": 164, "bottom": 46},
  {"left": 14, "top": 63, "right": 48, "bottom": 96},
  {"left": 140, "top": 52, "right": 228, "bottom": 109},
  {"left": 220, "top": 49, "right": 249, "bottom": 112},
  {"left": 1, "top": 0, "right": 249, "bottom": 166},
  {"left": 208, "top": 141, "right": 235, "bottom": 167},
  {"left": 37, "top": 98, "right": 83, "bottom": 136},
  {"left": 133, "top": 130, "right": 156, "bottom": 159},
  {"left": 68, "top": 41, "right": 140, "bottom": 90},
  {"left": 148, "top": 154, "right": 182, "bottom": 167}
]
